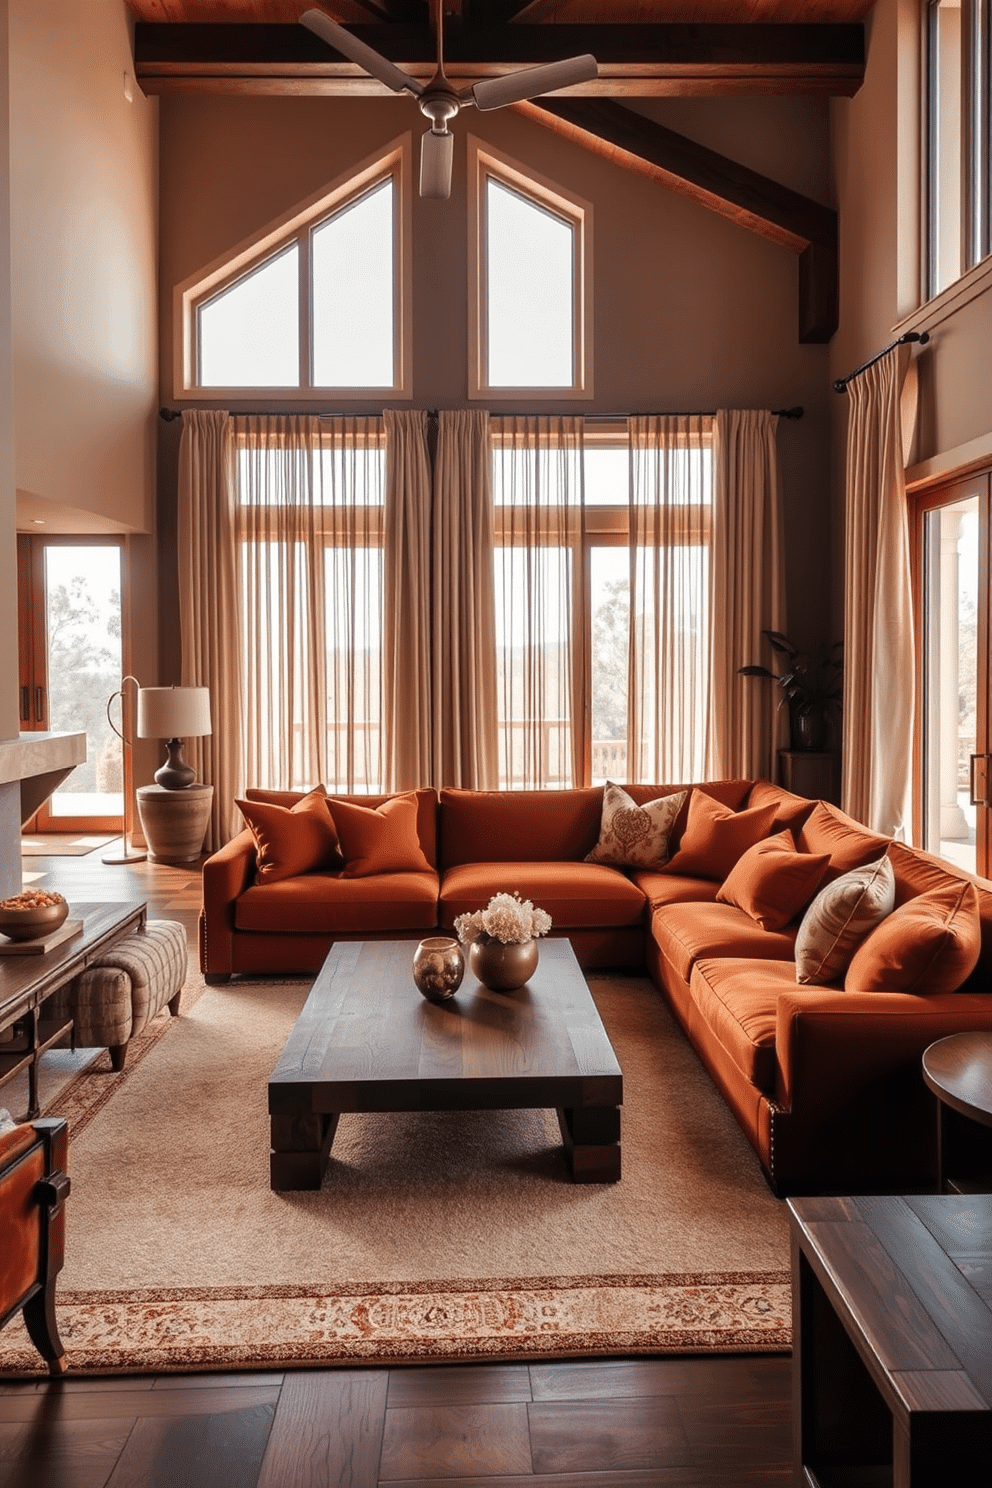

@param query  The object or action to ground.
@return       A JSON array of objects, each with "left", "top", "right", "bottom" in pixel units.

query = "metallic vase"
[
  {"left": 469, "top": 937, "right": 539, "bottom": 992},
  {"left": 413, "top": 936, "right": 465, "bottom": 1002}
]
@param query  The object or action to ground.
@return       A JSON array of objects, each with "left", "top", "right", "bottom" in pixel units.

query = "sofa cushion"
[
  {"left": 629, "top": 871, "right": 720, "bottom": 909},
  {"left": 716, "top": 830, "right": 830, "bottom": 932},
  {"left": 688, "top": 957, "right": 781, "bottom": 1093},
  {"left": 795, "top": 854, "right": 896, "bottom": 985},
  {"left": 651, "top": 900, "right": 797, "bottom": 983},
  {"left": 845, "top": 880, "right": 982, "bottom": 995},
  {"left": 661, "top": 791, "right": 778, "bottom": 881},
  {"left": 439, "top": 787, "right": 604, "bottom": 867},
  {"left": 798, "top": 801, "right": 891, "bottom": 882},
  {"left": 586, "top": 782, "right": 687, "bottom": 869},
  {"left": 332, "top": 793, "right": 433, "bottom": 878},
  {"left": 746, "top": 780, "right": 818, "bottom": 834},
  {"left": 439, "top": 861, "right": 645, "bottom": 930},
  {"left": 235, "top": 870, "right": 440, "bottom": 934},
  {"left": 246, "top": 786, "right": 439, "bottom": 868},
  {"left": 236, "top": 788, "right": 342, "bottom": 884}
]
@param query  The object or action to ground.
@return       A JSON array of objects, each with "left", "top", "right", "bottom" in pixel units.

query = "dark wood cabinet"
[{"left": 779, "top": 749, "right": 841, "bottom": 804}]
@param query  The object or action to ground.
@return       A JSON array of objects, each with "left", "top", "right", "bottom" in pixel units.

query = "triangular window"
[
  {"left": 470, "top": 141, "right": 592, "bottom": 400},
  {"left": 177, "top": 141, "right": 410, "bottom": 399}
]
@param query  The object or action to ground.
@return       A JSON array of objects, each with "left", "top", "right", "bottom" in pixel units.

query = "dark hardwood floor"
[{"left": 0, "top": 843, "right": 794, "bottom": 1488}]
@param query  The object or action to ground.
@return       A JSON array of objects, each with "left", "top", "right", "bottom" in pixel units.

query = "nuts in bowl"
[{"left": 0, "top": 890, "right": 69, "bottom": 942}]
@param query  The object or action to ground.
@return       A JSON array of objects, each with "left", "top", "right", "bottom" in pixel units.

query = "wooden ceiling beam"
[
  {"left": 133, "top": 21, "right": 865, "bottom": 96},
  {"left": 523, "top": 97, "right": 837, "bottom": 341}
]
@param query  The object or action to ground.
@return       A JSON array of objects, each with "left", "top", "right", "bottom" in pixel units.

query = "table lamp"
[{"left": 137, "top": 686, "right": 212, "bottom": 789}]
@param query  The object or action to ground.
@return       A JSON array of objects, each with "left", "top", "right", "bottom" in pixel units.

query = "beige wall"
[
  {"left": 9, "top": 0, "right": 158, "bottom": 536},
  {"left": 159, "top": 90, "right": 835, "bottom": 650},
  {"left": 831, "top": 0, "right": 992, "bottom": 496}
]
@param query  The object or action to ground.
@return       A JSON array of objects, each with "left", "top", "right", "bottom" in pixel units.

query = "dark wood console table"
[
  {"left": 0, "top": 900, "right": 146, "bottom": 1119},
  {"left": 790, "top": 1193, "right": 992, "bottom": 1486}
]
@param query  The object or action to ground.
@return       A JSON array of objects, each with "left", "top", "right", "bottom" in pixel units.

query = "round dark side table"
[{"left": 922, "top": 1031, "right": 992, "bottom": 1193}]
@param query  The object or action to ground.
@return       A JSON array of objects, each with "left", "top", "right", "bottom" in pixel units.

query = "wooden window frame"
[
  {"left": 174, "top": 138, "right": 413, "bottom": 403},
  {"left": 469, "top": 138, "right": 593, "bottom": 403}
]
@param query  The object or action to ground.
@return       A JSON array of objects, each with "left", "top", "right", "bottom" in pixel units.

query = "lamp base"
[
  {"left": 154, "top": 738, "right": 196, "bottom": 791},
  {"left": 102, "top": 842, "right": 148, "bottom": 866}
]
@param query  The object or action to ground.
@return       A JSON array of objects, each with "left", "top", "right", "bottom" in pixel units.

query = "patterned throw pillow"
[
  {"left": 585, "top": 783, "right": 687, "bottom": 869},
  {"left": 795, "top": 854, "right": 895, "bottom": 985}
]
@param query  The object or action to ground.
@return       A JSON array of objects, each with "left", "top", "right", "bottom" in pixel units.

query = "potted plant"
[{"left": 739, "top": 631, "right": 843, "bottom": 752}]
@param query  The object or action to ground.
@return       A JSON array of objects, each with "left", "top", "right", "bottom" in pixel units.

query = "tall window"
[
  {"left": 491, "top": 418, "right": 713, "bottom": 789},
  {"left": 926, "top": 0, "right": 991, "bottom": 298},
  {"left": 236, "top": 417, "right": 386, "bottom": 794},
  {"left": 177, "top": 142, "right": 411, "bottom": 399},
  {"left": 470, "top": 142, "right": 592, "bottom": 400}
]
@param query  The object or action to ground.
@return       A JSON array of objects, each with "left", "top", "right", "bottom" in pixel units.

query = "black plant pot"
[{"left": 794, "top": 711, "right": 827, "bottom": 751}]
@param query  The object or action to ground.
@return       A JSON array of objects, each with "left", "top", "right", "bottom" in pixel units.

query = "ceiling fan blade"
[
  {"left": 301, "top": 7, "right": 424, "bottom": 96},
  {"left": 420, "top": 129, "right": 454, "bottom": 199},
  {"left": 470, "top": 54, "right": 597, "bottom": 112}
]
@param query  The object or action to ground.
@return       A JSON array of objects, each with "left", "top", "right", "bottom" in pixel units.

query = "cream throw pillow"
[
  {"left": 586, "top": 783, "right": 687, "bottom": 869},
  {"left": 795, "top": 853, "right": 896, "bottom": 985}
]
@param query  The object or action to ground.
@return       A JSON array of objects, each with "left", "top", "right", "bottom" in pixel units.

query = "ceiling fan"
[{"left": 300, "top": 3, "right": 598, "bottom": 200}]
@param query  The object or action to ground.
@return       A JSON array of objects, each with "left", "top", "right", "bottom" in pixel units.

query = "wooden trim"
[
  {"left": 133, "top": 22, "right": 866, "bottom": 99},
  {"left": 906, "top": 431, "right": 992, "bottom": 492},
  {"left": 522, "top": 97, "right": 838, "bottom": 343}
]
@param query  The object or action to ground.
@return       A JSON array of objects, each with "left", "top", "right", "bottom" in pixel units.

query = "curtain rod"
[
  {"left": 833, "top": 331, "right": 930, "bottom": 394},
  {"left": 159, "top": 404, "right": 804, "bottom": 422}
]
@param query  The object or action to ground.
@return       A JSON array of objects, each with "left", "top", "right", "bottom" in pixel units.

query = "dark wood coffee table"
[{"left": 267, "top": 937, "right": 623, "bottom": 1191}]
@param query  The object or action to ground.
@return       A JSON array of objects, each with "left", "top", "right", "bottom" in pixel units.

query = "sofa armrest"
[
  {"left": 774, "top": 988, "right": 992, "bottom": 1114},
  {"left": 200, "top": 829, "right": 256, "bottom": 975}
]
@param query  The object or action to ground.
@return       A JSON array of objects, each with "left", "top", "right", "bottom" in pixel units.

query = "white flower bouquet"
[{"left": 454, "top": 891, "right": 552, "bottom": 947}]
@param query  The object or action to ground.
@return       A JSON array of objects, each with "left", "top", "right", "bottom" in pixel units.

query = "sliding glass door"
[
  {"left": 914, "top": 471, "right": 992, "bottom": 874},
  {"left": 18, "top": 536, "right": 125, "bottom": 832}
]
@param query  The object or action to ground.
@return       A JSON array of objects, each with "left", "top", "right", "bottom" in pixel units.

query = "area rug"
[{"left": 0, "top": 959, "right": 791, "bottom": 1375}]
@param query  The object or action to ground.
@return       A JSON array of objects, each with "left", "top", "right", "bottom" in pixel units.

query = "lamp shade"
[{"left": 137, "top": 686, "right": 212, "bottom": 740}]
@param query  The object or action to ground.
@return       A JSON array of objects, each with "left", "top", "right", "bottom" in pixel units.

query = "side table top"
[
  {"left": 789, "top": 1192, "right": 992, "bottom": 1413},
  {"left": 923, "top": 1031, "right": 992, "bottom": 1129}
]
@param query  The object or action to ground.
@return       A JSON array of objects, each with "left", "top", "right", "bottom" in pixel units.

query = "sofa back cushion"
[
  {"left": 439, "top": 787, "right": 604, "bottom": 867},
  {"left": 245, "top": 786, "right": 438, "bottom": 868},
  {"left": 797, "top": 801, "right": 891, "bottom": 881},
  {"left": 845, "top": 879, "right": 982, "bottom": 995}
]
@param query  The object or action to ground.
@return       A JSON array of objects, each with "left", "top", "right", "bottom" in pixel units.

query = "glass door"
[
  {"left": 915, "top": 471, "right": 991, "bottom": 874},
  {"left": 18, "top": 536, "right": 125, "bottom": 833}
]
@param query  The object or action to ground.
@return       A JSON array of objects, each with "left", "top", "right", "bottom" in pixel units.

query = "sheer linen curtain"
[
  {"left": 432, "top": 411, "right": 499, "bottom": 788},
  {"left": 237, "top": 415, "right": 386, "bottom": 798},
  {"left": 628, "top": 415, "right": 714, "bottom": 783},
  {"left": 178, "top": 409, "right": 242, "bottom": 852},
  {"left": 842, "top": 346, "right": 917, "bottom": 836},
  {"left": 711, "top": 409, "right": 787, "bottom": 782},
  {"left": 383, "top": 409, "right": 433, "bottom": 790},
  {"left": 491, "top": 416, "right": 586, "bottom": 788}
]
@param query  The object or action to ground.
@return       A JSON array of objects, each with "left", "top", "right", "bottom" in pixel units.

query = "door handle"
[
  {"left": 19, "top": 685, "right": 29, "bottom": 722},
  {"left": 34, "top": 686, "right": 45, "bottom": 724},
  {"left": 970, "top": 753, "right": 991, "bottom": 807}
]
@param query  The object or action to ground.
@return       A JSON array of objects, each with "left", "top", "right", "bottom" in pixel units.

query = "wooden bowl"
[{"left": 0, "top": 899, "right": 69, "bottom": 942}]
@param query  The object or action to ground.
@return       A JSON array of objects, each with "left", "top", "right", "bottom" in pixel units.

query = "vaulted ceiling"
[{"left": 128, "top": 1, "right": 871, "bottom": 339}]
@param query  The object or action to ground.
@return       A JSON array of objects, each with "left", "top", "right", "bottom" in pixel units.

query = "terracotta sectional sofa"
[{"left": 199, "top": 778, "right": 992, "bottom": 1194}]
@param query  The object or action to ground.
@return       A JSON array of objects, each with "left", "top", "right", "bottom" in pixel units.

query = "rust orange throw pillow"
[
  {"left": 845, "top": 879, "right": 982, "bottom": 995},
  {"left": 716, "top": 830, "right": 830, "bottom": 932},
  {"left": 333, "top": 792, "right": 432, "bottom": 878},
  {"left": 662, "top": 790, "right": 778, "bottom": 882},
  {"left": 236, "top": 788, "right": 342, "bottom": 884}
]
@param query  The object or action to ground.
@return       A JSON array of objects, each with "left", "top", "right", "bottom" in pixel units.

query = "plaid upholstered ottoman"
[{"left": 59, "top": 919, "right": 187, "bottom": 1072}]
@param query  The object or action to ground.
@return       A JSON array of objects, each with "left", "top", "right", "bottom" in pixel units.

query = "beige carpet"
[{"left": 0, "top": 960, "right": 791, "bottom": 1375}]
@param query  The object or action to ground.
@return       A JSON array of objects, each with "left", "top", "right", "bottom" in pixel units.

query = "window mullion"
[{"left": 300, "top": 228, "right": 312, "bottom": 391}]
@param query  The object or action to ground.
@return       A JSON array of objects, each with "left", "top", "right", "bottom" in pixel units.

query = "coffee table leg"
[
  {"left": 270, "top": 1112, "right": 339, "bottom": 1191},
  {"left": 558, "top": 1106, "right": 621, "bottom": 1183}
]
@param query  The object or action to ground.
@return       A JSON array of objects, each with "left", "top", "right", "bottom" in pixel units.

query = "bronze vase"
[{"left": 469, "top": 937, "right": 539, "bottom": 992}]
